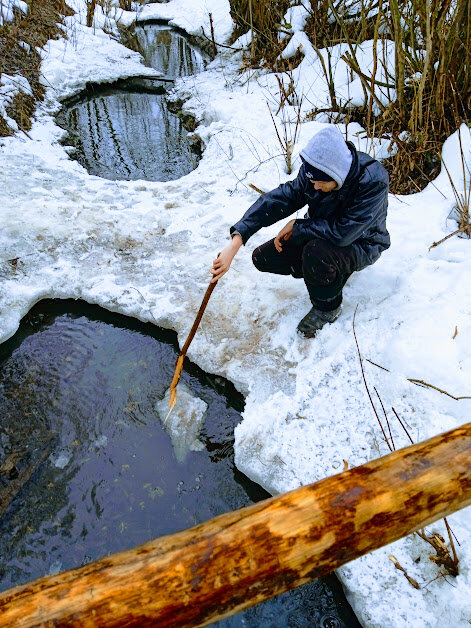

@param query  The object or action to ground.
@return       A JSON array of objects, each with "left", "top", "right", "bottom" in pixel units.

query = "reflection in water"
[
  {"left": 0, "top": 300, "right": 360, "bottom": 628},
  {"left": 135, "top": 23, "right": 209, "bottom": 78},
  {"left": 58, "top": 24, "right": 208, "bottom": 182},
  {"left": 62, "top": 90, "right": 196, "bottom": 181}
]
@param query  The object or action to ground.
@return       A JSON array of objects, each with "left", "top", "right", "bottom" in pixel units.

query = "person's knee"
[
  {"left": 252, "top": 246, "right": 266, "bottom": 271},
  {"left": 302, "top": 238, "right": 337, "bottom": 285},
  {"left": 302, "top": 238, "right": 330, "bottom": 261}
]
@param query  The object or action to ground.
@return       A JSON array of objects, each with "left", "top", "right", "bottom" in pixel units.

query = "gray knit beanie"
[{"left": 299, "top": 127, "right": 352, "bottom": 189}]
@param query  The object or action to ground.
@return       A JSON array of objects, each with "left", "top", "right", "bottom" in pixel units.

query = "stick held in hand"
[{"left": 166, "top": 279, "right": 218, "bottom": 420}]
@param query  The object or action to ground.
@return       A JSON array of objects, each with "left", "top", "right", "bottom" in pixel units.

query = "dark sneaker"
[{"left": 297, "top": 306, "right": 341, "bottom": 337}]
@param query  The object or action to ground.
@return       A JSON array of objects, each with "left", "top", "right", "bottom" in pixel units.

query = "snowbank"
[
  {"left": 39, "top": 12, "right": 161, "bottom": 101},
  {"left": 278, "top": 4, "right": 396, "bottom": 113},
  {"left": 0, "top": 1, "right": 470, "bottom": 626},
  {"left": 131, "top": 0, "right": 233, "bottom": 43}
]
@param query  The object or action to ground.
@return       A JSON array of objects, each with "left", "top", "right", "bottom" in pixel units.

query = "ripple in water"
[
  {"left": 0, "top": 300, "right": 360, "bottom": 627},
  {"left": 59, "top": 90, "right": 197, "bottom": 181}
]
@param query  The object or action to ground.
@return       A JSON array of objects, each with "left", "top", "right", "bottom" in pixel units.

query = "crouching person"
[{"left": 211, "top": 126, "right": 390, "bottom": 337}]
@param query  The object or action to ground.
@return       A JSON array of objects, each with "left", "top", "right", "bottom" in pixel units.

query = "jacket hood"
[{"left": 299, "top": 127, "right": 353, "bottom": 190}]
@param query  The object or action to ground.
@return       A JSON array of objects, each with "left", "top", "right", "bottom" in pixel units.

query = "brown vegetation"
[
  {"left": 0, "top": 0, "right": 73, "bottom": 135},
  {"left": 381, "top": 0, "right": 470, "bottom": 192},
  {"left": 229, "top": 0, "right": 291, "bottom": 66},
  {"left": 229, "top": 0, "right": 470, "bottom": 194}
]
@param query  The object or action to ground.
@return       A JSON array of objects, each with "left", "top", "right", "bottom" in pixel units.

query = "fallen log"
[{"left": 0, "top": 422, "right": 470, "bottom": 627}]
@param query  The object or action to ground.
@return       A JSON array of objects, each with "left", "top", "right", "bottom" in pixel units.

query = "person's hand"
[
  {"left": 210, "top": 234, "right": 243, "bottom": 283},
  {"left": 274, "top": 219, "right": 295, "bottom": 252}
]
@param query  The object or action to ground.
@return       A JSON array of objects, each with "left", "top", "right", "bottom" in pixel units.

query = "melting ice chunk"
[
  {"left": 48, "top": 560, "right": 63, "bottom": 575},
  {"left": 51, "top": 450, "right": 71, "bottom": 469},
  {"left": 155, "top": 382, "right": 207, "bottom": 463}
]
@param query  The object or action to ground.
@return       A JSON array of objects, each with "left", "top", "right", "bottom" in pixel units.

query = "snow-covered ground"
[{"left": 0, "top": 1, "right": 470, "bottom": 626}]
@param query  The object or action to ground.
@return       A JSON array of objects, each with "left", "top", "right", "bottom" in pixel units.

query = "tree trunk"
[{"left": 0, "top": 423, "right": 470, "bottom": 627}]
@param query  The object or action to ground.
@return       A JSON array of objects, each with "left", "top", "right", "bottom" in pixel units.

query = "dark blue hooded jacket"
[{"left": 230, "top": 142, "right": 390, "bottom": 271}]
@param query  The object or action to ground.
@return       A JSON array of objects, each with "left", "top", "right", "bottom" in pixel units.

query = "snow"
[
  {"left": 128, "top": 0, "right": 233, "bottom": 43},
  {"left": 279, "top": 19, "right": 396, "bottom": 113},
  {"left": 0, "top": 0, "right": 27, "bottom": 26},
  {"left": 1, "top": 0, "right": 470, "bottom": 626},
  {"left": 39, "top": 18, "right": 161, "bottom": 101},
  {"left": 283, "top": 3, "right": 310, "bottom": 33}
]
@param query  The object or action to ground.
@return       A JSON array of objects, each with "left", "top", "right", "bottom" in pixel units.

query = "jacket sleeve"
[
  {"left": 230, "top": 174, "right": 307, "bottom": 244},
  {"left": 291, "top": 180, "right": 388, "bottom": 247}
]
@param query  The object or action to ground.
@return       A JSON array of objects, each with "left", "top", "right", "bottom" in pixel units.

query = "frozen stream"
[{"left": 0, "top": 300, "right": 359, "bottom": 627}]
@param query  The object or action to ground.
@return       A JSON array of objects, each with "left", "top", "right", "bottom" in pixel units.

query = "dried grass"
[
  {"left": 229, "top": 0, "right": 290, "bottom": 66},
  {"left": 0, "top": 0, "right": 73, "bottom": 136},
  {"left": 232, "top": 0, "right": 470, "bottom": 193}
]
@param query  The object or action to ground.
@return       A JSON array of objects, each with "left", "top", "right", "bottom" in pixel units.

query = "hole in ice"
[
  {"left": 56, "top": 83, "right": 200, "bottom": 182},
  {"left": 56, "top": 23, "right": 210, "bottom": 182},
  {"left": 0, "top": 299, "right": 360, "bottom": 626},
  {"left": 134, "top": 22, "right": 210, "bottom": 80}
]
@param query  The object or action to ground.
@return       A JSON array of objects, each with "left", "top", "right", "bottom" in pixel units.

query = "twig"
[
  {"left": 391, "top": 407, "right": 414, "bottom": 445},
  {"left": 353, "top": 306, "right": 392, "bottom": 452},
  {"left": 416, "top": 530, "right": 459, "bottom": 577},
  {"left": 248, "top": 183, "right": 266, "bottom": 195},
  {"left": 422, "top": 571, "right": 456, "bottom": 589},
  {"left": 365, "top": 358, "right": 389, "bottom": 372},
  {"left": 407, "top": 379, "right": 471, "bottom": 400},
  {"left": 444, "top": 517, "right": 460, "bottom": 564},
  {"left": 374, "top": 387, "right": 395, "bottom": 450},
  {"left": 388, "top": 555, "right": 420, "bottom": 589},
  {"left": 208, "top": 13, "right": 217, "bottom": 57},
  {"left": 232, "top": 152, "right": 284, "bottom": 193},
  {"left": 365, "top": 359, "right": 471, "bottom": 400},
  {"left": 428, "top": 228, "right": 462, "bottom": 251},
  {"left": 198, "top": 32, "right": 243, "bottom": 51}
]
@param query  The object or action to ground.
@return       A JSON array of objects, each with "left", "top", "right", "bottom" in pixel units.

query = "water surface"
[
  {"left": 57, "top": 22, "right": 208, "bottom": 182},
  {"left": 58, "top": 88, "right": 196, "bottom": 181},
  {"left": 135, "top": 22, "right": 209, "bottom": 78},
  {"left": 0, "top": 300, "right": 359, "bottom": 628}
]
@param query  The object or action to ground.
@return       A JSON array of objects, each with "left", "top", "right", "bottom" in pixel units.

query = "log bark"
[{"left": 0, "top": 423, "right": 470, "bottom": 628}]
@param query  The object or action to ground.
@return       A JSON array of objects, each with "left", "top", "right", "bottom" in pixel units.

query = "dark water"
[
  {"left": 135, "top": 22, "right": 209, "bottom": 78},
  {"left": 0, "top": 300, "right": 359, "bottom": 627},
  {"left": 58, "top": 88, "right": 197, "bottom": 181},
  {"left": 57, "top": 23, "right": 208, "bottom": 181}
]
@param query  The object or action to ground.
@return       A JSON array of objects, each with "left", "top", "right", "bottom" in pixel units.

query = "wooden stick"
[
  {"left": 208, "top": 12, "right": 217, "bottom": 57},
  {"left": 168, "top": 280, "right": 218, "bottom": 412},
  {"left": 248, "top": 183, "right": 266, "bottom": 195},
  {"left": 0, "top": 422, "right": 470, "bottom": 627}
]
